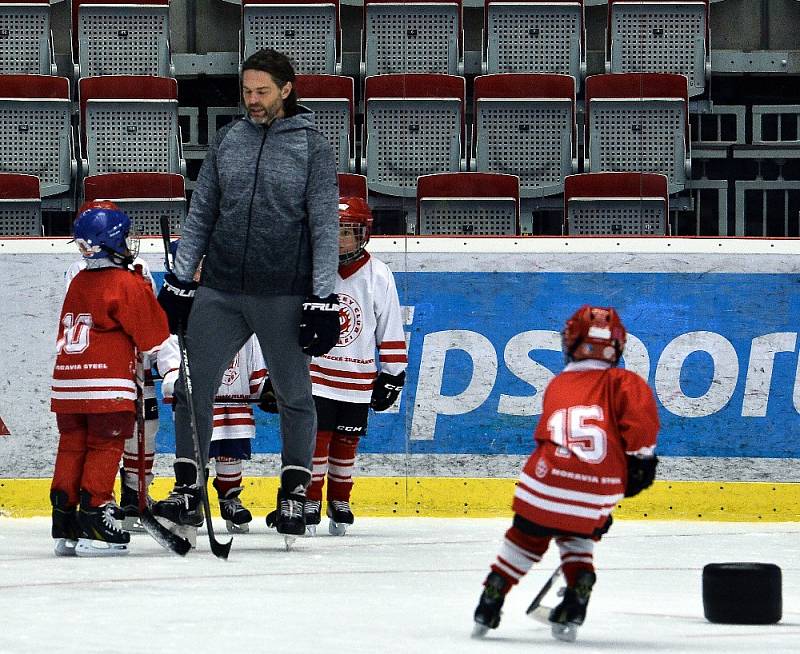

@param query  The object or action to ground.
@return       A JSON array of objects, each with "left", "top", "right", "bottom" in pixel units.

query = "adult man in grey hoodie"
[{"left": 154, "top": 49, "right": 340, "bottom": 543}]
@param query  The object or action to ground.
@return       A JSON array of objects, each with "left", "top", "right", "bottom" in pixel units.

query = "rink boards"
[{"left": 1, "top": 237, "right": 799, "bottom": 519}]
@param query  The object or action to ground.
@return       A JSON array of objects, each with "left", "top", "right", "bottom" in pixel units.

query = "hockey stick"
[
  {"left": 135, "top": 351, "right": 191, "bottom": 556},
  {"left": 159, "top": 215, "right": 231, "bottom": 559},
  {"left": 176, "top": 326, "right": 232, "bottom": 560},
  {"left": 526, "top": 565, "right": 562, "bottom": 622}
]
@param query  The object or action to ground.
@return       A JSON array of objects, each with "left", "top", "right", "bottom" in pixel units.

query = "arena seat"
[
  {"left": 241, "top": 0, "right": 341, "bottom": 74},
  {"left": 0, "top": 173, "right": 42, "bottom": 235},
  {"left": 72, "top": 0, "right": 173, "bottom": 78},
  {"left": 0, "top": 75, "right": 74, "bottom": 197},
  {"left": 483, "top": 0, "right": 584, "bottom": 88},
  {"left": 338, "top": 173, "right": 368, "bottom": 200},
  {"left": 0, "top": 0, "right": 56, "bottom": 75},
  {"left": 363, "top": 73, "right": 465, "bottom": 197},
  {"left": 472, "top": 73, "right": 576, "bottom": 198},
  {"left": 564, "top": 171, "right": 669, "bottom": 235},
  {"left": 78, "top": 75, "right": 185, "bottom": 178},
  {"left": 606, "top": 0, "right": 710, "bottom": 97},
  {"left": 585, "top": 72, "right": 690, "bottom": 193},
  {"left": 416, "top": 172, "right": 520, "bottom": 235},
  {"left": 83, "top": 172, "right": 186, "bottom": 236},
  {"left": 363, "top": 0, "right": 463, "bottom": 76},
  {"left": 296, "top": 74, "right": 354, "bottom": 172}
]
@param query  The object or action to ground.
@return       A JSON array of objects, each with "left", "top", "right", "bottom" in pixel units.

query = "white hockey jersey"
[
  {"left": 161, "top": 335, "right": 267, "bottom": 441},
  {"left": 311, "top": 253, "right": 407, "bottom": 403}
]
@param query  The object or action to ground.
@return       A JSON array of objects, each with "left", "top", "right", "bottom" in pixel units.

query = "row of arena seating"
[
  {"left": 2, "top": 0, "right": 710, "bottom": 97},
  {"left": 0, "top": 170, "right": 669, "bottom": 237},
  {"left": 0, "top": 70, "right": 688, "bottom": 200}
]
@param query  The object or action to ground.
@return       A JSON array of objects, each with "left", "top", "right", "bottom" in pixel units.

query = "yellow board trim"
[{"left": 2, "top": 478, "right": 799, "bottom": 521}]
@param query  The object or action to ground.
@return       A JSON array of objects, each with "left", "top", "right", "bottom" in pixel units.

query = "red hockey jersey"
[
  {"left": 51, "top": 266, "right": 170, "bottom": 414},
  {"left": 513, "top": 359, "right": 659, "bottom": 536}
]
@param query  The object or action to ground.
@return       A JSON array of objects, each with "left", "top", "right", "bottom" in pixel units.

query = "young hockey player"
[
  {"left": 50, "top": 207, "right": 171, "bottom": 556},
  {"left": 161, "top": 333, "right": 267, "bottom": 535},
  {"left": 159, "top": 244, "right": 267, "bottom": 536},
  {"left": 472, "top": 305, "right": 660, "bottom": 642},
  {"left": 65, "top": 200, "right": 167, "bottom": 532},
  {"left": 262, "top": 197, "right": 407, "bottom": 536}
]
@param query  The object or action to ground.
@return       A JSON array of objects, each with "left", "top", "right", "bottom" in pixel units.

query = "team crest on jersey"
[
  {"left": 221, "top": 353, "right": 240, "bottom": 386},
  {"left": 535, "top": 458, "right": 549, "bottom": 479},
  {"left": 338, "top": 294, "right": 363, "bottom": 347}
]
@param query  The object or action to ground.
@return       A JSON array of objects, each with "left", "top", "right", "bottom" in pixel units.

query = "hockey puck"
[{"left": 702, "top": 563, "right": 782, "bottom": 624}]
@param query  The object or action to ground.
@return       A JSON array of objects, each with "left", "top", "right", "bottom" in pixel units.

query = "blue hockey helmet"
[{"left": 72, "top": 208, "right": 132, "bottom": 262}]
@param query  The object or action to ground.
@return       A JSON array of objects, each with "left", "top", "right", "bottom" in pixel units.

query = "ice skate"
[
  {"left": 548, "top": 570, "right": 596, "bottom": 642},
  {"left": 218, "top": 485, "right": 252, "bottom": 534},
  {"left": 304, "top": 499, "right": 321, "bottom": 537},
  {"left": 472, "top": 571, "right": 509, "bottom": 638},
  {"left": 119, "top": 476, "right": 146, "bottom": 533},
  {"left": 327, "top": 499, "right": 354, "bottom": 536},
  {"left": 51, "top": 490, "right": 81, "bottom": 557},
  {"left": 75, "top": 491, "right": 130, "bottom": 557},
  {"left": 265, "top": 488, "right": 306, "bottom": 549}
]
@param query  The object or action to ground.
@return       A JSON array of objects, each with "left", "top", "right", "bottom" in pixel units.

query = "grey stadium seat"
[
  {"left": 296, "top": 74, "right": 354, "bottom": 172},
  {"left": 72, "top": 0, "right": 173, "bottom": 78},
  {"left": 0, "top": 75, "right": 75, "bottom": 197},
  {"left": 0, "top": 0, "right": 57, "bottom": 75},
  {"left": 0, "top": 173, "right": 42, "bottom": 235}
]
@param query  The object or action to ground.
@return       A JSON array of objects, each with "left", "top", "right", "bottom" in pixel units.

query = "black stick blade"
[
  {"left": 141, "top": 508, "right": 192, "bottom": 556},
  {"left": 210, "top": 533, "right": 233, "bottom": 560}
]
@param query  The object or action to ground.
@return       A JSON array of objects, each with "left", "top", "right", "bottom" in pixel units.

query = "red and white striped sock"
[{"left": 327, "top": 436, "right": 358, "bottom": 502}]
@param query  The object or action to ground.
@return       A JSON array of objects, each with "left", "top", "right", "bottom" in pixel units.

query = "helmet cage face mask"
[
  {"left": 338, "top": 197, "right": 372, "bottom": 264},
  {"left": 562, "top": 305, "right": 627, "bottom": 366}
]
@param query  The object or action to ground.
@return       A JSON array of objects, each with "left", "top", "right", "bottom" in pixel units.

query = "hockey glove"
[
  {"left": 299, "top": 294, "right": 341, "bottom": 357},
  {"left": 259, "top": 378, "right": 279, "bottom": 414},
  {"left": 592, "top": 515, "right": 613, "bottom": 539},
  {"left": 370, "top": 370, "right": 406, "bottom": 411},
  {"left": 157, "top": 273, "right": 198, "bottom": 333},
  {"left": 624, "top": 454, "right": 658, "bottom": 497}
]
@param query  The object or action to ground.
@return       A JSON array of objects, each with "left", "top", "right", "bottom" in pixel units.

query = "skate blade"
[
  {"left": 75, "top": 538, "right": 129, "bottom": 557},
  {"left": 122, "top": 516, "right": 146, "bottom": 533},
  {"left": 54, "top": 538, "right": 78, "bottom": 557},
  {"left": 328, "top": 520, "right": 348, "bottom": 536},
  {"left": 304, "top": 524, "right": 317, "bottom": 537},
  {"left": 471, "top": 623, "right": 490, "bottom": 639},
  {"left": 284, "top": 535, "right": 298, "bottom": 551},
  {"left": 551, "top": 622, "right": 578, "bottom": 643},
  {"left": 528, "top": 605, "right": 553, "bottom": 625},
  {"left": 225, "top": 520, "right": 250, "bottom": 534}
]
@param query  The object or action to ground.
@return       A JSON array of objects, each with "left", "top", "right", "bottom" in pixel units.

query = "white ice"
[{"left": 0, "top": 518, "right": 798, "bottom": 653}]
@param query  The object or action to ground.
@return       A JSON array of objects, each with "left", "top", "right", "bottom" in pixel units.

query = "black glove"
[
  {"left": 157, "top": 273, "right": 198, "bottom": 333},
  {"left": 299, "top": 294, "right": 341, "bottom": 356},
  {"left": 370, "top": 370, "right": 406, "bottom": 411},
  {"left": 592, "top": 515, "right": 613, "bottom": 539},
  {"left": 624, "top": 454, "right": 658, "bottom": 497},
  {"left": 259, "top": 378, "right": 278, "bottom": 414}
]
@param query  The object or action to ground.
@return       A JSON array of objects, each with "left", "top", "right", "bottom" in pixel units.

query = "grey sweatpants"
[{"left": 172, "top": 286, "right": 315, "bottom": 479}]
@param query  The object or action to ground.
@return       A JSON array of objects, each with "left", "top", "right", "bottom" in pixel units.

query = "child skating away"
[
  {"left": 261, "top": 197, "right": 407, "bottom": 536},
  {"left": 50, "top": 207, "right": 171, "bottom": 556},
  {"left": 472, "top": 305, "right": 660, "bottom": 642}
]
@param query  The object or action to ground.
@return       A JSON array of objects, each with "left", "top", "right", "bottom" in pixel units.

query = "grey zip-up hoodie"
[{"left": 173, "top": 108, "right": 339, "bottom": 297}]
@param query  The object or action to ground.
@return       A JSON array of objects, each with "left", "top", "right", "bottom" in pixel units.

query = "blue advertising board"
[{"left": 153, "top": 271, "right": 800, "bottom": 459}]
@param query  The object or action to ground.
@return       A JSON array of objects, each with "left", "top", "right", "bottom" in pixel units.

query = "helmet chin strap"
[{"left": 100, "top": 244, "right": 134, "bottom": 267}]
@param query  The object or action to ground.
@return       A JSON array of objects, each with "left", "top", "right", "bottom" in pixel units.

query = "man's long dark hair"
[{"left": 241, "top": 48, "right": 298, "bottom": 116}]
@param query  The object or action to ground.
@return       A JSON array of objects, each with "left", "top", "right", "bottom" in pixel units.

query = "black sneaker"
[
  {"left": 76, "top": 490, "right": 130, "bottom": 557},
  {"left": 51, "top": 490, "right": 81, "bottom": 557},
  {"left": 304, "top": 499, "right": 321, "bottom": 536},
  {"left": 274, "top": 488, "right": 306, "bottom": 536},
  {"left": 216, "top": 483, "right": 252, "bottom": 534},
  {"left": 548, "top": 570, "right": 596, "bottom": 642},
  {"left": 327, "top": 499, "right": 354, "bottom": 536},
  {"left": 472, "top": 571, "right": 509, "bottom": 637}
]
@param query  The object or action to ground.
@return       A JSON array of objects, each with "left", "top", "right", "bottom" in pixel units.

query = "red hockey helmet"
[
  {"left": 562, "top": 305, "right": 627, "bottom": 365},
  {"left": 338, "top": 196, "right": 373, "bottom": 264}
]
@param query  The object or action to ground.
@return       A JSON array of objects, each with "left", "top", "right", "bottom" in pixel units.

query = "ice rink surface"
[{"left": 0, "top": 517, "right": 798, "bottom": 653}]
